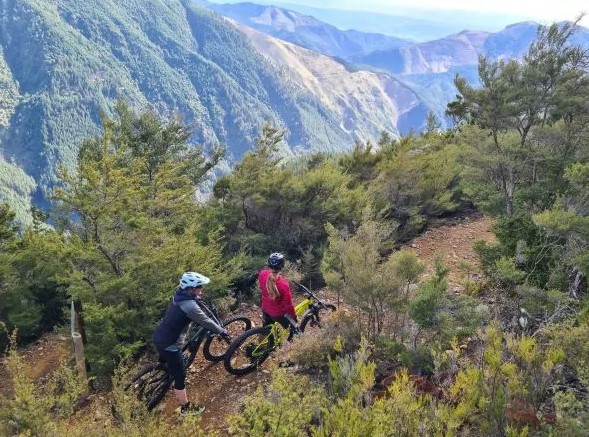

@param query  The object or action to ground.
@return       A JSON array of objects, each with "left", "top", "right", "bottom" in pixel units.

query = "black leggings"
[
  {"left": 156, "top": 345, "right": 185, "bottom": 390},
  {"left": 262, "top": 312, "right": 298, "bottom": 340}
]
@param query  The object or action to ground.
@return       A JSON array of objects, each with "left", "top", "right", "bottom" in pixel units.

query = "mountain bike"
[
  {"left": 223, "top": 283, "right": 336, "bottom": 376},
  {"left": 128, "top": 299, "right": 252, "bottom": 410}
]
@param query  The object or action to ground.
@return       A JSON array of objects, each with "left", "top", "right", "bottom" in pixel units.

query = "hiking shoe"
[{"left": 176, "top": 402, "right": 205, "bottom": 418}]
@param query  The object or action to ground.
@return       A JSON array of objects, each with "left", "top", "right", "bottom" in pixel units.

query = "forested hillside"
[
  {"left": 0, "top": 0, "right": 372, "bottom": 219},
  {"left": 1, "top": 19, "right": 588, "bottom": 436}
]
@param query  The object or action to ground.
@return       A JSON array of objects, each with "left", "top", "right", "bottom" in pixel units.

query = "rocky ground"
[{"left": 407, "top": 214, "right": 495, "bottom": 290}]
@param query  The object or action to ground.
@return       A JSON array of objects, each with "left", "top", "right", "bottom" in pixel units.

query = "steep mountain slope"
[
  {"left": 234, "top": 21, "right": 424, "bottom": 140},
  {"left": 0, "top": 0, "right": 358, "bottom": 208},
  {"left": 199, "top": 1, "right": 410, "bottom": 58}
]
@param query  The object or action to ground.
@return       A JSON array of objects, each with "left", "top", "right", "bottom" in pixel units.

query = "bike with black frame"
[{"left": 128, "top": 298, "right": 252, "bottom": 410}]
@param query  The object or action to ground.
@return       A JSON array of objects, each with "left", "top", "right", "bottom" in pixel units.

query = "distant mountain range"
[
  {"left": 204, "top": 0, "right": 536, "bottom": 41},
  {"left": 356, "top": 22, "right": 589, "bottom": 74},
  {"left": 1, "top": 0, "right": 588, "bottom": 223},
  {"left": 198, "top": 1, "right": 411, "bottom": 58},
  {"left": 201, "top": 2, "right": 589, "bottom": 129}
]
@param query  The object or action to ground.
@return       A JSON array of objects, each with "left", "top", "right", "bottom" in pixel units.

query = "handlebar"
[
  {"left": 293, "top": 281, "right": 331, "bottom": 309},
  {"left": 293, "top": 281, "right": 315, "bottom": 298}
]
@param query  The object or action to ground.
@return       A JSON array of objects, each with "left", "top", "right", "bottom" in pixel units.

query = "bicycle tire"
[
  {"left": 300, "top": 304, "right": 337, "bottom": 332},
  {"left": 202, "top": 316, "right": 252, "bottom": 362},
  {"left": 223, "top": 326, "right": 275, "bottom": 376},
  {"left": 129, "top": 362, "right": 172, "bottom": 410}
]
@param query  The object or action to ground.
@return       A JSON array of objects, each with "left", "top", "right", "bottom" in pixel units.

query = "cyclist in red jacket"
[{"left": 258, "top": 252, "right": 298, "bottom": 332}]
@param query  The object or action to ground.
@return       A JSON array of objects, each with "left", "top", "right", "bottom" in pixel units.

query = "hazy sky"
[
  {"left": 365, "top": 0, "right": 586, "bottom": 21},
  {"left": 276, "top": 0, "right": 589, "bottom": 25}
]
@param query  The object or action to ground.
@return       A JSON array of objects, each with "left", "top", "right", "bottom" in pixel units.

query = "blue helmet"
[
  {"left": 267, "top": 252, "right": 285, "bottom": 270},
  {"left": 179, "top": 272, "right": 210, "bottom": 289}
]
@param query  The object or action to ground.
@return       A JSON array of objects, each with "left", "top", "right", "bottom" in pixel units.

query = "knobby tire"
[
  {"left": 202, "top": 316, "right": 252, "bottom": 362},
  {"left": 300, "top": 304, "right": 337, "bottom": 332},
  {"left": 223, "top": 326, "right": 274, "bottom": 376},
  {"left": 129, "top": 362, "right": 172, "bottom": 410}
]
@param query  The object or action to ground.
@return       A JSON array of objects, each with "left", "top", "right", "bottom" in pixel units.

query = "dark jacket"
[{"left": 153, "top": 289, "right": 224, "bottom": 349}]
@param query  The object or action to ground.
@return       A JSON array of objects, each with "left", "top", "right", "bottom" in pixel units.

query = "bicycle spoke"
[{"left": 202, "top": 316, "right": 252, "bottom": 362}]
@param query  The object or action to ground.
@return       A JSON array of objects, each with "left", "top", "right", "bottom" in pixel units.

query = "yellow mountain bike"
[{"left": 223, "top": 282, "right": 336, "bottom": 376}]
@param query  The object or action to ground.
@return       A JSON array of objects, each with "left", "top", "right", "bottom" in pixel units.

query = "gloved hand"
[{"left": 220, "top": 329, "right": 231, "bottom": 341}]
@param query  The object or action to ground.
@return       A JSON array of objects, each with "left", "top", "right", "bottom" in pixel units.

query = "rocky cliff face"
[{"left": 236, "top": 21, "right": 421, "bottom": 141}]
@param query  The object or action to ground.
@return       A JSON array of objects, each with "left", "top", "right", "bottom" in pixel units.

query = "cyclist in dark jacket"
[{"left": 153, "top": 271, "right": 229, "bottom": 417}]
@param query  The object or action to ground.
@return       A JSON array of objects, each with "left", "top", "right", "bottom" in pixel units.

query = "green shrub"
[
  {"left": 228, "top": 369, "right": 325, "bottom": 436},
  {"left": 287, "top": 311, "right": 360, "bottom": 369},
  {"left": 231, "top": 341, "right": 464, "bottom": 436},
  {"left": 0, "top": 333, "right": 84, "bottom": 436},
  {"left": 0, "top": 333, "right": 211, "bottom": 436},
  {"left": 374, "top": 337, "right": 412, "bottom": 368}
]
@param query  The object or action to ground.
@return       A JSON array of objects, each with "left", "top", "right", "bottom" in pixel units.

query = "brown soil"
[
  {"left": 0, "top": 333, "right": 70, "bottom": 397},
  {"left": 406, "top": 214, "right": 496, "bottom": 290}
]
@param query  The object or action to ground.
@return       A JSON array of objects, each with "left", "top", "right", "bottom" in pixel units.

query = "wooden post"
[
  {"left": 72, "top": 332, "right": 88, "bottom": 392},
  {"left": 71, "top": 300, "right": 87, "bottom": 343},
  {"left": 71, "top": 300, "right": 76, "bottom": 336},
  {"left": 71, "top": 300, "right": 89, "bottom": 392}
]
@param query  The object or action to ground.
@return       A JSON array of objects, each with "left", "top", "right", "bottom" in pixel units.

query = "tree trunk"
[{"left": 569, "top": 267, "right": 586, "bottom": 299}]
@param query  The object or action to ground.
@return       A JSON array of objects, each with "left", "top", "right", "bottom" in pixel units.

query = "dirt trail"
[
  {"left": 406, "top": 215, "right": 495, "bottom": 289},
  {"left": 0, "top": 333, "right": 70, "bottom": 397}
]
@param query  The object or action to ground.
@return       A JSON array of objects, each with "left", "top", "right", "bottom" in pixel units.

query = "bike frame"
[{"left": 248, "top": 294, "right": 316, "bottom": 359}]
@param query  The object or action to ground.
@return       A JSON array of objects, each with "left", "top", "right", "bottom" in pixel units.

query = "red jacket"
[{"left": 258, "top": 268, "right": 296, "bottom": 319}]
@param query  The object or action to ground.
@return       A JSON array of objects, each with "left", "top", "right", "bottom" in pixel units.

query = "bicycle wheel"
[
  {"left": 129, "top": 362, "right": 172, "bottom": 410},
  {"left": 203, "top": 316, "right": 252, "bottom": 362},
  {"left": 300, "top": 304, "right": 337, "bottom": 332},
  {"left": 223, "top": 326, "right": 275, "bottom": 376}
]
